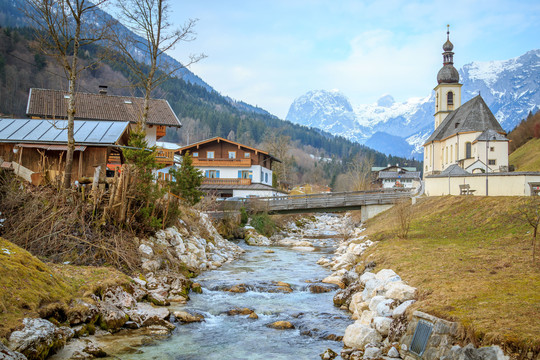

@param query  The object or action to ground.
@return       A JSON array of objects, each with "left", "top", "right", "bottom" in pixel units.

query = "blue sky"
[{"left": 168, "top": 0, "right": 540, "bottom": 119}]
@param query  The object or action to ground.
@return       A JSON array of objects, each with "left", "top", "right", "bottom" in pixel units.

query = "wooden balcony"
[
  {"left": 193, "top": 158, "right": 251, "bottom": 167},
  {"left": 202, "top": 178, "right": 252, "bottom": 185},
  {"left": 156, "top": 125, "right": 167, "bottom": 139},
  {"left": 155, "top": 148, "right": 175, "bottom": 164}
]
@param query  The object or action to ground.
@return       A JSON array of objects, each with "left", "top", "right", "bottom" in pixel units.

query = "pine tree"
[{"left": 169, "top": 153, "right": 204, "bottom": 205}]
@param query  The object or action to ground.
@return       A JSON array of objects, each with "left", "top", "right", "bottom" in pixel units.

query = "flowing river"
[{"left": 113, "top": 235, "right": 350, "bottom": 359}]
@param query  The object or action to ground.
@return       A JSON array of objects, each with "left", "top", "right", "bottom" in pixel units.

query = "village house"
[
  {"left": 26, "top": 87, "right": 181, "bottom": 148},
  {"left": 423, "top": 28, "right": 540, "bottom": 196},
  {"left": 371, "top": 165, "right": 421, "bottom": 190},
  {"left": 0, "top": 118, "right": 130, "bottom": 185},
  {"left": 175, "top": 137, "right": 286, "bottom": 198}
]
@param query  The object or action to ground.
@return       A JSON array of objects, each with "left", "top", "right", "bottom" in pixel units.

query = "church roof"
[
  {"left": 424, "top": 95, "right": 505, "bottom": 145},
  {"left": 474, "top": 129, "right": 509, "bottom": 142},
  {"left": 439, "top": 164, "right": 469, "bottom": 176}
]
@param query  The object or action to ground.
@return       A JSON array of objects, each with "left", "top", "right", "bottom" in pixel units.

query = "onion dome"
[
  {"left": 437, "top": 65, "right": 460, "bottom": 84},
  {"left": 443, "top": 39, "right": 454, "bottom": 52}
]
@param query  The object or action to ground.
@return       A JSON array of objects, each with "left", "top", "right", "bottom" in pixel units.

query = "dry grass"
[
  {"left": 509, "top": 138, "right": 540, "bottom": 171},
  {"left": 0, "top": 237, "right": 130, "bottom": 340},
  {"left": 362, "top": 196, "right": 540, "bottom": 354}
]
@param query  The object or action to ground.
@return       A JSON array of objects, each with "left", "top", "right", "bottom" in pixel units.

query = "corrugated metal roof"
[
  {"left": 27, "top": 88, "right": 182, "bottom": 127},
  {"left": 16, "top": 144, "right": 87, "bottom": 151},
  {"left": 0, "top": 119, "right": 129, "bottom": 145}
]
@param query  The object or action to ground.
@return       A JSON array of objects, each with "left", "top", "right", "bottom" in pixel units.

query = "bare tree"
[
  {"left": 516, "top": 197, "right": 540, "bottom": 263},
  {"left": 114, "top": 0, "right": 205, "bottom": 131},
  {"left": 263, "top": 132, "right": 292, "bottom": 187},
  {"left": 347, "top": 154, "right": 374, "bottom": 191},
  {"left": 24, "top": 0, "right": 112, "bottom": 188}
]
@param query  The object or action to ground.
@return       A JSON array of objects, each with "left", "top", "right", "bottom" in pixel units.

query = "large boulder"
[
  {"left": 0, "top": 342, "right": 26, "bottom": 360},
  {"left": 129, "top": 302, "right": 170, "bottom": 328},
  {"left": 384, "top": 281, "right": 416, "bottom": 302},
  {"left": 333, "top": 281, "right": 363, "bottom": 307},
  {"left": 372, "top": 316, "right": 393, "bottom": 336},
  {"left": 8, "top": 318, "right": 73, "bottom": 360},
  {"left": 343, "top": 321, "right": 383, "bottom": 349},
  {"left": 375, "top": 269, "right": 401, "bottom": 284}
]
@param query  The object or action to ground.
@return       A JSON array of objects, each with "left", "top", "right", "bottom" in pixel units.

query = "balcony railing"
[
  {"left": 202, "top": 178, "right": 252, "bottom": 185},
  {"left": 193, "top": 158, "right": 251, "bottom": 167},
  {"left": 155, "top": 149, "right": 175, "bottom": 164}
]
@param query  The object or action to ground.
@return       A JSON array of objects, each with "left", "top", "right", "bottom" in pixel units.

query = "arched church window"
[
  {"left": 465, "top": 142, "right": 472, "bottom": 159},
  {"left": 447, "top": 91, "right": 454, "bottom": 106}
]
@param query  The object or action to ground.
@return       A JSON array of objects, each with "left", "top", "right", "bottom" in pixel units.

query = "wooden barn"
[{"left": 0, "top": 118, "right": 130, "bottom": 185}]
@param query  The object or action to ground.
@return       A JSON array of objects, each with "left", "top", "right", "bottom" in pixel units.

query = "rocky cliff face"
[{"left": 286, "top": 50, "right": 540, "bottom": 159}]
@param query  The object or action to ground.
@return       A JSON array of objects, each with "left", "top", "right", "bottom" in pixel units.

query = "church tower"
[{"left": 433, "top": 25, "right": 462, "bottom": 129}]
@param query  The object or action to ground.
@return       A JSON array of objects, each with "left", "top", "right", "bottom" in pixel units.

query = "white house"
[{"left": 176, "top": 137, "right": 286, "bottom": 198}]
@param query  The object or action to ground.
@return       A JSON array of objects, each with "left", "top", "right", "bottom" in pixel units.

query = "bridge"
[{"left": 216, "top": 189, "right": 414, "bottom": 222}]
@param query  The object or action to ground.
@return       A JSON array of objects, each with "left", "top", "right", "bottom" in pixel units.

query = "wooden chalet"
[
  {"left": 0, "top": 118, "right": 130, "bottom": 185},
  {"left": 176, "top": 137, "right": 285, "bottom": 198},
  {"left": 26, "top": 87, "right": 181, "bottom": 167}
]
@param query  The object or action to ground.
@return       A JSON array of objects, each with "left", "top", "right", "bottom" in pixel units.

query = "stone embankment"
[
  {"left": 314, "top": 214, "right": 509, "bottom": 360},
  {"left": 2, "top": 212, "right": 244, "bottom": 360}
]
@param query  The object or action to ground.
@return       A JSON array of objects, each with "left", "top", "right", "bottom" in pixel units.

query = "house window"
[
  {"left": 465, "top": 142, "right": 472, "bottom": 159},
  {"left": 206, "top": 170, "right": 219, "bottom": 178},
  {"left": 228, "top": 151, "right": 236, "bottom": 159},
  {"left": 207, "top": 151, "right": 214, "bottom": 159},
  {"left": 490, "top": 147, "right": 494, "bottom": 152},
  {"left": 238, "top": 170, "right": 252, "bottom": 179},
  {"left": 450, "top": 145, "right": 453, "bottom": 162},
  {"left": 192, "top": 152, "right": 198, "bottom": 157},
  {"left": 244, "top": 152, "right": 250, "bottom": 158},
  {"left": 447, "top": 91, "right": 454, "bottom": 106},
  {"left": 488, "top": 159, "right": 496, "bottom": 166},
  {"left": 265, "top": 173, "right": 269, "bottom": 183}
]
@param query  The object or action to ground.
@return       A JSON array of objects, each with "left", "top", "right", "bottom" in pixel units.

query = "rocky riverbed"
[{"left": 2, "top": 212, "right": 511, "bottom": 360}]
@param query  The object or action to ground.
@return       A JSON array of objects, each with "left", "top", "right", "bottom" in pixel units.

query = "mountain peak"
[{"left": 377, "top": 94, "right": 395, "bottom": 107}]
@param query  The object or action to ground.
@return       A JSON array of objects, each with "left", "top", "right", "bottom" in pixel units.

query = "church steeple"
[{"left": 434, "top": 25, "right": 462, "bottom": 129}]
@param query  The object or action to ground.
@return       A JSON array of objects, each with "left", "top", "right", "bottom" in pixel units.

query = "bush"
[
  {"left": 240, "top": 207, "right": 248, "bottom": 226},
  {"left": 251, "top": 213, "right": 276, "bottom": 237}
]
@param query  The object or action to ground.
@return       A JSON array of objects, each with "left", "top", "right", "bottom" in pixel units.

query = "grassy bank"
[
  {"left": 509, "top": 137, "right": 540, "bottom": 171},
  {"left": 362, "top": 196, "right": 540, "bottom": 353},
  {"left": 0, "top": 237, "right": 131, "bottom": 341}
]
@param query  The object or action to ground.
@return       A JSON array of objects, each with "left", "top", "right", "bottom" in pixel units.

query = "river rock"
[
  {"left": 97, "top": 301, "right": 128, "bottom": 331},
  {"left": 226, "top": 308, "right": 254, "bottom": 316},
  {"left": 323, "top": 274, "right": 345, "bottom": 289},
  {"left": 67, "top": 300, "right": 98, "bottom": 326},
  {"left": 291, "top": 246, "right": 315, "bottom": 252},
  {"left": 174, "top": 310, "right": 204, "bottom": 323},
  {"left": 267, "top": 321, "right": 295, "bottom": 330},
  {"left": 384, "top": 281, "right": 416, "bottom": 302},
  {"left": 368, "top": 296, "right": 387, "bottom": 312},
  {"left": 320, "top": 348, "right": 338, "bottom": 360},
  {"left": 362, "top": 279, "right": 384, "bottom": 300},
  {"left": 375, "top": 298, "right": 396, "bottom": 317},
  {"left": 309, "top": 284, "right": 335, "bottom": 293},
  {"left": 375, "top": 269, "right": 401, "bottom": 284},
  {"left": 343, "top": 321, "right": 382, "bottom": 349},
  {"left": 392, "top": 300, "right": 415, "bottom": 318},
  {"left": 372, "top": 316, "right": 393, "bottom": 336},
  {"left": 363, "top": 345, "right": 382, "bottom": 359},
  {"left": 130, "top": 302, "right": 170, "bottom": 328},
  {"left": 0, "top": 342, "right": 26, "bottom": 360},
  {"left": 359, "top": 310, "right": 376, "bottom": 326},
  {"left": 359, "top": 272, "right": 376, "bottom": 285},
  {"left": 388, "top": 346, "right": 400, "bottom": 358},
  {"left": 333, "top": 281, "right": 363, "bottom": 307},
  {"left": 349, "top": 293, "right": 367, "bottom": 316},
  {"left": 245, "top": 230, "right": 271, "bottom": 246},
  {"left": 9, "top": 318, "right": 73, "bottom": 360}
]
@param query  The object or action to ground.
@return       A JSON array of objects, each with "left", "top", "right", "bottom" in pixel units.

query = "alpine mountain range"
[{"left": 286, "top": 49, "right": 540, "bottom": 160}]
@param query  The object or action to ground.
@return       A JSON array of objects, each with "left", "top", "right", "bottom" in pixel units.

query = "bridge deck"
[{"left": 218, "top": 189, "right": 412, "bottom": 214}]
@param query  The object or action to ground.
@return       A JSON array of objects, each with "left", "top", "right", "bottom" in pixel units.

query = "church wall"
[{"left": 425, "top": 173, "right": 540, "bottom": 196}]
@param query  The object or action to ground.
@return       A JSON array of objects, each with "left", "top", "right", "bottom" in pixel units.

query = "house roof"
[
  {"left": 0, "top": 118, "right": 130, "bottom": 146},
  {"left": 424, "top": 95, "right": 505, "bottom": 145},
  {"left": 378, "top": 171, "right": 421, "bottom": 179},
  {"left": 26, "top": 88, "right": 181, "bottom": 127},
  {"left": 178, "top": 137, "right": 281, "bottom": 162},
  {"left": 372, "top": 165, "right": 417, "bottom": 172},
  {"left": 199, "top": 182, "right": 288, "bottom": 194}
]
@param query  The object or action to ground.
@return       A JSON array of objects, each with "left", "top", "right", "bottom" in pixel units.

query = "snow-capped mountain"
[{"left": 286, "top": 49, "right": 540, "bottom": 159}]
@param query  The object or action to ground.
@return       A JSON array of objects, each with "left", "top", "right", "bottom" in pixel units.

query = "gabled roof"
[
  {"left": 26, "top": 88, "right": 181, "bottom": 127},
  {"left": 378, "top": 171, "right": 421, "bottom": 179},
  {"left": 0, "top": 118, "right": 130, "bottom": 146},
  {"left": 439, "top": 164, "right": 469, "bottom": 176},
  {"left": 474, "top": 129, "right": 508, "bottom": 143},
  {"left": 178, "top": 137, "right": 281, "bottom": 162},
  {"left": 424, "top": 95, "right": 505, "bottom": 145}
]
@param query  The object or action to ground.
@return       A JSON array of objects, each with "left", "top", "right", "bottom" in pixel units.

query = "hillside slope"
[
  {"left": 509, "top": 138, "right": 540, "bottom": 171},
  {"left": 362, "top": 196, "right": 540, "bottom": 353}
]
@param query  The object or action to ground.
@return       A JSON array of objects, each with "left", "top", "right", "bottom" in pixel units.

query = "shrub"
[{"left": 251, "top": 213, "right": 276, "bottom": 237}]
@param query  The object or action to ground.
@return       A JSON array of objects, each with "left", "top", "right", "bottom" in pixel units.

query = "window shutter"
[
  {"left": 238, "top": 170, "right": 241, "bottom": 178},
  {"left": 216, "top": 170, "right": 220, "bottom": 178},
  {"left": 205, "top": 170, "right": 209, "bottom": 178},
  {"left": 249, "top": 171, "right": 253, "bottom": 179}
]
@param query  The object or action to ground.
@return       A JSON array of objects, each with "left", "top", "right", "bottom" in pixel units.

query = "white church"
[{"left": 423, "top": 27, "right": 540, "bottom": 196}]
